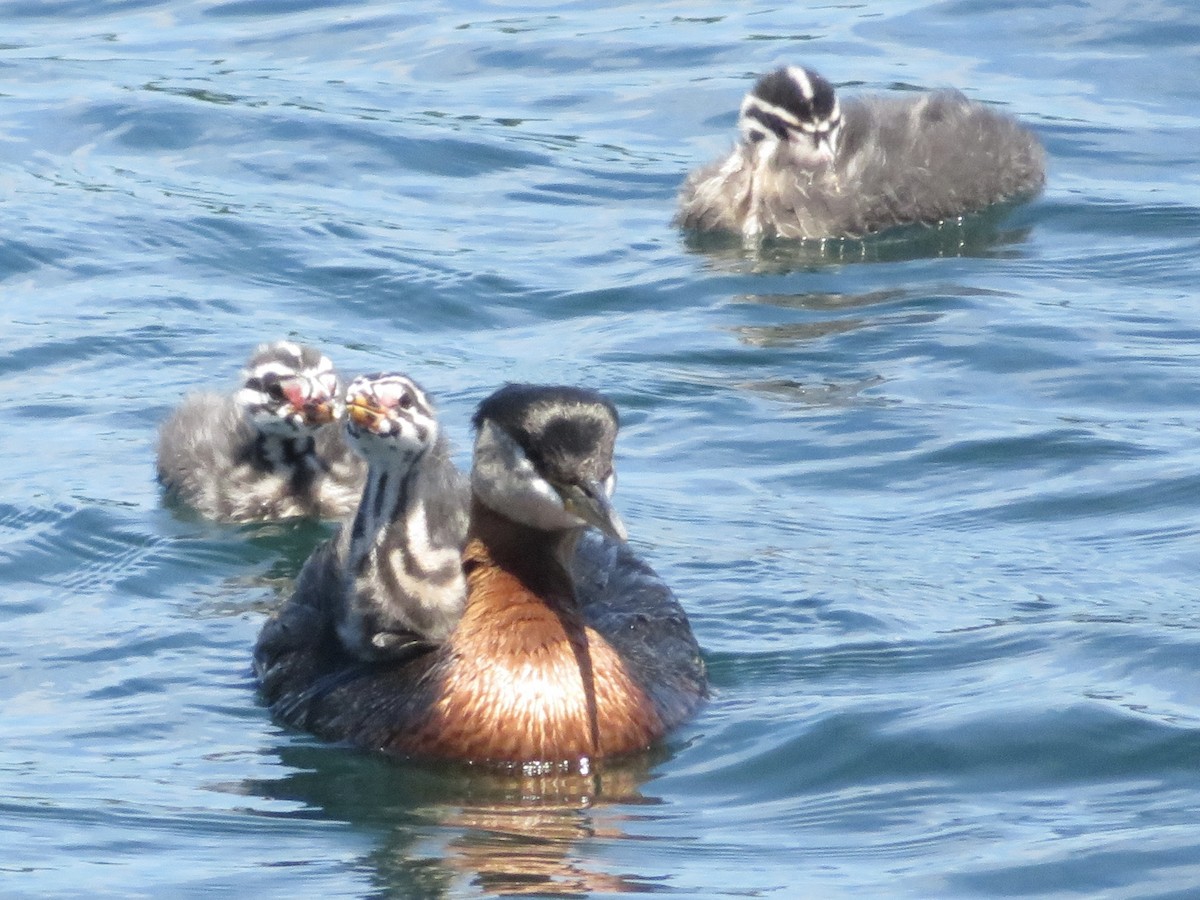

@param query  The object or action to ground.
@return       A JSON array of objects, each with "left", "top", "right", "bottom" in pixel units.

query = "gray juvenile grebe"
[
  {"left": 156, "top": 341, "right": 364, "bottom": 523},
  {"left": 317, "top": 373, "right": 467, "bottom": 662},
  {"left": 254, "top": 383, "right": 706, "bottom": 770},
  {"left": 676, "top": 65, "right": 1046, "bottom": 241}
]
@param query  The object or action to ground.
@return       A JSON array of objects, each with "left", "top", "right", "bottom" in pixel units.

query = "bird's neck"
[
  {"left": 252, "top": 431, "right": 318, "bottom": 471},
  {"left": 249, "top": 432, "right": 327, "bottom": 498},
  {"left": 427, "top": 497, "right": 663, "bottom": 765},
  {"left": 345, "top": 453, "right": 426, "bottom": 568},
  {"left": 463, "top": 495, "right": 579, "bottom": 606},
  {"left": 447, "top": 498, "right": 599, "bottom": 761}
]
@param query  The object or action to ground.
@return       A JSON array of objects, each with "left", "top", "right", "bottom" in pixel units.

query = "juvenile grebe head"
[
  {"left": 235, "top": 340, "right": 342, "bottom": 437},
  {"left": 738, "top": 65, "right": 842, "bottom": 168},
  {"left": 470, "top": 384, "right": 626, "bottom": 541},
  {"left": 343, "top": 372, "right": 442, "bottom": 464}
]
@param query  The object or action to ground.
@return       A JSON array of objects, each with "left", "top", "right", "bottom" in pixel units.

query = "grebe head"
[
  {"left": 738, "top": 65, "right": 842, "bottom": 168},
  {"left": 343, "top": 373, "right": 441, "bottom": 468},
  {"left": 235, "top": 341, "right": 342, "bottom": 437},
  {"left": 470, "top": 383, "right": 626, "bottom": 541}
]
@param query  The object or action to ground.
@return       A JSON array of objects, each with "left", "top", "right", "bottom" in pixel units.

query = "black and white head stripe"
[
  {"left": 236, "top": 341, "right": 341, "bottom": 429},
  {"left": 244, "top": 341, "right": 330, "bottom": 380},
  {"left": 344, "top": 373, "right": 439, "bottom": 454},
  {"left": 739, "top": 65, "right": 842, "bottom": 149}
]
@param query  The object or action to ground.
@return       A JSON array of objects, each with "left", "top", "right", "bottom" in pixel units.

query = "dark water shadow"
[
  {"left": 239, "top": 741, "right": 677, "bottom": 897},
  {"left": 681, "top": 203, "right": 1036, "bottom": 274}
]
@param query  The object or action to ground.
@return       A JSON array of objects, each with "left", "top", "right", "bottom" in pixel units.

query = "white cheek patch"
[
  {"left": 471, "top": 421, "right": 585, "bottom": 532},
  {"left": 352, "top": 426, "right": 423, "bottom": 463}
]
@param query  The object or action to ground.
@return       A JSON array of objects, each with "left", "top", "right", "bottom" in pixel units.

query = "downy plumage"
[
  {"left": 156, "top": 341, "right": 364, "bottom": 522},
  {"left": 676, "top": 65, "right": 1045, "bottom": 241}
]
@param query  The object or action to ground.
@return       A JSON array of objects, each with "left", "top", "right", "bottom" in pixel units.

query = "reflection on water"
[
  {"left": 155, "top": 508, "right": 337, "bottom": 619},
  {"left": 244, "top": 743, "right": 671, "bottom": 896},
  {"left": 729, "top": 287, "right": 912, "bottom": 347},
  {"left": 404, "top": 796, "right": 660, "bottom": 896},
  {"left": 726, "top": 282, "right": 1016, "bottom": 350},
  {"left": 10, "top": 0, "right": 1200, "bottom": 892},
  {"left": 739, "top": 375, "right": 889, "bottom": 409},
  {"left": 682, "top": 207, "right": 1036, "bottom": 274},
  {"left": 738, "top": 288, "right": 911, "bottom": 313}
]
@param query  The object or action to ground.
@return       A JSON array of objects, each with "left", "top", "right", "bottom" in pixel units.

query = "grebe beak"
[
  {"left": 558, "top": 479, "right": 628, "bottom": 542},
  {"left": 303, "top": 398, "right": 337, "bottom": 426},
  {"left": 346, "top": 396, "right": 383, "bottom": 431}
]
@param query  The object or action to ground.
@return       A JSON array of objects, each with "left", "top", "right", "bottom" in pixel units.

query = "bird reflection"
[
  {"left": 238, "top": 742, "right": 678, "bottom": 897},
  {"left": 738, "top": 375, "right": 888, "bottom": 410},
  {"left": 682, "top": 208, "right": 1034, "bottom": 275},
  {"left": 726, "top": 284, "right": 951, "bottom": 351},
  {"left": 725, "top": 287, "right": 952, "bottom": 410},
  {"left": 403, "top": 777, "right": 662, "bottom": 897}
]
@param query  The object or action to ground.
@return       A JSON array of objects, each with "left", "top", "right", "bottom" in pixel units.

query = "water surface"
[{"left": 4, "top": 1, "right": 1200, "bottom": 896}]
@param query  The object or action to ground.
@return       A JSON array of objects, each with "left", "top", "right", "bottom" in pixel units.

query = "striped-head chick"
[
  {"left": 738, "top": 65, "right": 842, "bottom": 168},
  {"left": 235, "top": 341, "right": 342, "bottom": 437},
  {"left": 343, "top": 373, "right": 441, "bottom": 465},
  {"left": 336, "top": 372, "right": 467, "bottom": 661},
  {"left": 470, "top": 383, "right": 626, "bottom": 541}
]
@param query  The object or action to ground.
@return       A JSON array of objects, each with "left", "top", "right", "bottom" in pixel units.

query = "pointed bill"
[{"left": 558, "top": 480, "right": 628, "bottom": 542}]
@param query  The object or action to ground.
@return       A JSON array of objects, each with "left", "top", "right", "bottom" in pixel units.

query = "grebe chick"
[
  {"left": 156, "top": 341, "right": 365, "bottom": 523},
  {"left": 329, "top": 374, "right": 468, "bottom": 661},
  {"left": 254, "top": 383, "right": 706, "bottom": 769},
  {"left": 676, "top": 65, "right": 1046, "bottom": 241}
]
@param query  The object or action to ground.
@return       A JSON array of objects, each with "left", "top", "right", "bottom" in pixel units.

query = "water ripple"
[{"left": 4, "top": 1, "right": 1200, "bottom": 896}]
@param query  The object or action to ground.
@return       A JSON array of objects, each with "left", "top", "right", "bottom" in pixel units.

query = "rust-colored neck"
[
  {"left": 441, "top": 498, "right": 601, "bottom": 759},
  {"left": 464, "top": 495, "right": 578, "bottom": 608}
]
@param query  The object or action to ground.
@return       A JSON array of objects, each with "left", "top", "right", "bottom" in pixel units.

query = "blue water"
[{"left": 4, "top": 1, "right": 1200, "bottom": 896}]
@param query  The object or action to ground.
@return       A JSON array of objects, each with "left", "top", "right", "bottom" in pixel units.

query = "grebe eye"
[
  {"left": 263, "top": 377, "right": 287, "bottom": 402},
  {"left": 398, "top": 393, "right": 414, "bottom": 410}
]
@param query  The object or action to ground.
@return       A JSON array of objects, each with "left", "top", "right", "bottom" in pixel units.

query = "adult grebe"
[{"left": 255, "top": 383, "right": 706, "bottom": 770}]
